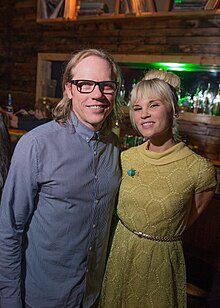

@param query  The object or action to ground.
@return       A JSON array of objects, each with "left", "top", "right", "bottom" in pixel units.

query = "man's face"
[{"left": 65, "top": 55, "right": 116, "bottom": 132}]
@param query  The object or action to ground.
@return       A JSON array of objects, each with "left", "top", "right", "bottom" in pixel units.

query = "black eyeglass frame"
[{"left": 69, "top": 79, "right": 119, "bottom": 94}]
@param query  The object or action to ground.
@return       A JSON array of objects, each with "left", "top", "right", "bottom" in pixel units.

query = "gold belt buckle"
[{"left": 134, "top": 230, "right": 144, "bottom": 238}]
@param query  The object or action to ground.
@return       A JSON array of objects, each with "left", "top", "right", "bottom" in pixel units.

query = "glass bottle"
[
  {"left": 112, "top": 120, "right": 120, "bottom": 137},
  {"left": 119, "top": 81, "right": 126, "bottom": 105},
  {"left": 178, "top": 93, "right": 192, "bottom": 113},
  {"left": 6, "top": 93, "right": 13, "bottom": 113},
  {"left": 128, "top": 78, "right": 137, "bottom": 106},
  {"left": 203, "top": 83, "right": 213, "bottom": 115},
  {"left": 192, "top": 86, "right": 203, "bottom": 114},
  {"left": 132, "top": 78, "right": 136, "bottom": 89},
  {"left": 212, "top": 84, "right": 220, "bottom": 116}
]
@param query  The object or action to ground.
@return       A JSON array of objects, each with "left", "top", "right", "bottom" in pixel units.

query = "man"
[{"left": 0, "top": 49, "right": 122, "bottom": 308}]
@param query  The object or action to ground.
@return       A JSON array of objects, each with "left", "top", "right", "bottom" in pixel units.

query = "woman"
[
  {"left": 0, "top": 114, "right": 11, "bottom": 199},
  {"left": 99, "top": 70, "right": 217, "bottom": 308}
]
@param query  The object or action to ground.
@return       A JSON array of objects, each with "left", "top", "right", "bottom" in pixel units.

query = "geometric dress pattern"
[{"left": 99, "top": 142, "right": 216, "bottom": 308}]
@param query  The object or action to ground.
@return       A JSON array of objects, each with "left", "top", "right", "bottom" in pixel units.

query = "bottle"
[
  {"left": 112, "top": 120, "right": 120, "bottom": 138},
  {"left": 128, "top": 78, "right": 137, "bottom": 106},
  {"left": 203, "top": 83, "right": 213, "bottom": 115},
  {"left": 42, "top": 97, "right": 47, "bottom": 106},
  {"left": 131, "top": 78, "right": 137, "bottom": 90},
  {"left": 185, "top": 92, "right": 193, "bottom": 113},
  {"left": 6, "top": 93, "right": 13, "bottom": 113},
  {"left": 192, "top": 86, "right": 203, "bottom": 114},
  {"left": 212, "top": 84, "right": 220, "bottom": 116},
  {"left": 119, "top": 81, "right": 126, "bottom": 105}
]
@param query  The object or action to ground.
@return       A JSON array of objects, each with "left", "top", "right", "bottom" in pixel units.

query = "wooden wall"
[
  {"left": 0, "top": 0, "right": 220, "bottom": 111},
  {"left": 182, "top": 194, "right": 220, "bottom": 272}
]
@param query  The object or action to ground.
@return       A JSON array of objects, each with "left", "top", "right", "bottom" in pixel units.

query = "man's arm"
[{"left": 0, "top": 136, "right": 38, "bottom": 308}]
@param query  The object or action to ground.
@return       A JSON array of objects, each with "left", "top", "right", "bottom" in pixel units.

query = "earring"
[{"left": 174, "top": 113, "right": 179, "bottom": 118}]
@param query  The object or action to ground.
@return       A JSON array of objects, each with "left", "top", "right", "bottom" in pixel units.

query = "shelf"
[
  {"left": 178, "top": 112, "right": 220, "bottom": 126},
  {"left": 37, "top": 9, "right": 220, "bottom": 24},
  {"left": 121, "top": 108, "right": 220, "bottom": 125},
  {"left": 36, "top": 0, "right": 220, "bottom": 24}
]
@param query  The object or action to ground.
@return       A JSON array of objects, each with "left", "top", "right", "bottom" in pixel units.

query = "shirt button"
[
  {"left": 89, "top": 246, "right": 92, "bottom": 251},
  {"left": 95, "top": 199, "right": 99, "bottom": 204},
  {"left": 95, "top": 175, "right": 98, "bottom": 180},
  {"left": 92, "top": 224, "right": 96, "bottom": 229},
  {"left": 94, "top": 150, "right": 97, "bottom": 155}
]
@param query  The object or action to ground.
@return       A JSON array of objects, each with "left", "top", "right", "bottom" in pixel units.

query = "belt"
[{"left": 120, "top": 219, "right": 181, "bottom": 242}]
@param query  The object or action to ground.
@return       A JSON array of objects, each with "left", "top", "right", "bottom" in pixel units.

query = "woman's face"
[{"left": 132, "top": 95, "right": 173, "bottom": 142}]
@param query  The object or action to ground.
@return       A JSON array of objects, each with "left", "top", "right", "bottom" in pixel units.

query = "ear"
[{"left": 65, "top": 83, "right": 73, "bottom": 99}]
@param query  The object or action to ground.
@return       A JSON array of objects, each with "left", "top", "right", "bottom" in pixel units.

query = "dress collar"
[{"left": 138, "top": 140, "right": 194, "bottom": 165}]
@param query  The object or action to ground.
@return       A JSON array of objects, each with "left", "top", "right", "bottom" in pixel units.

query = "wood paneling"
[
  {"left": 182, "top": 194, "right": 220, "bottom": 272},
  {"left": 177, "top": 113, "right": 220, "bottom": 160},
  {"left": 0, "top": 0, "right": 220, "bottom": 111}
]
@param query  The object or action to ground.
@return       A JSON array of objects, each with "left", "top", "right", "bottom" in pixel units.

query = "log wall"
[{"left": 0, "top": 1, "right": 220, "bottom": 110}]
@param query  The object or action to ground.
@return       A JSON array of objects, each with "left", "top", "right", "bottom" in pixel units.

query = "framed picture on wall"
[
  {"left": 40, "top": 0, "right": 65, "bottom": 18},
  {"left": 37, "top": 0, "right": 78, "bottom": 21}
]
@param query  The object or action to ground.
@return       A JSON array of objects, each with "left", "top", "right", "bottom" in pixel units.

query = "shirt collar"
[{"left": 70, "top": 111, "right": 101, "bottom": 143}]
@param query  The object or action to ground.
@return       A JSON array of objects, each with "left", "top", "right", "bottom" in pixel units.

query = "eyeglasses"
[{"left": 69, "top": 79, "right": 118, "bottom": 94}]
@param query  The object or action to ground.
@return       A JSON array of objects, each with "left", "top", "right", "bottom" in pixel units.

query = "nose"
[
  {"left": 92, "top": 84, "right": 103, "bottom": 97},
  {"left": 141, "top": 106, "right": 150, "bottom": 118}
]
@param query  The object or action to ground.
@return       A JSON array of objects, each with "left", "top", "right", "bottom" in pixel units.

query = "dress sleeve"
[
  {"left": 0, "top": 134, "right": 39, "bottom": 308},
  {"left": 195, "top": 158, "right": 217, "bottom": 193}
]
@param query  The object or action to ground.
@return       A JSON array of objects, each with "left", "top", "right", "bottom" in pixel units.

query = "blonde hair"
[
  {"left": 144, "top": 69, "right": 180, "bottom": 92},
  {"left": 130, "top": 69, "right": 180, "bottom": 140},
  {"left": 53, "top": 48, "right": 122, "bottom": 134}
]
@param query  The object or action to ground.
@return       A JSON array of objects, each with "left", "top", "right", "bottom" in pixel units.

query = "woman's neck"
[{"left": 148, "top": 138, "right": 176, "bottom": 152}]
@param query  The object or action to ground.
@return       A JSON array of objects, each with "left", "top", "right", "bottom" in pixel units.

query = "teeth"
[
  {"left": 142, "top": 122, "right": 153, "bottom": 127},
  {"left": 89, "top": 105, "right": 105, "bottom": 109}
]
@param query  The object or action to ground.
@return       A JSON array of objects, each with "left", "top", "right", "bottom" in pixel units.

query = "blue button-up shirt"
[{"left": 0, "top": 113, "right": 121, "bottom": 308}]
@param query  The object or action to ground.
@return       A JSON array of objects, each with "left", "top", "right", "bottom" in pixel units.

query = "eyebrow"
[{"left": 134, "top": 98, "right": 162, "bottom": 105}]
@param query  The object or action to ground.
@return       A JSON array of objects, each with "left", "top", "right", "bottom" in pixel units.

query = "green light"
[
  {"left": 119, "top": 62, "right": 220, "bottom": 72},
  {"left": 152, "top": 62, "right": 188, "bottom": 71},
  {"left": 160, "top": 63, "right": 185, "bottom": 68}
]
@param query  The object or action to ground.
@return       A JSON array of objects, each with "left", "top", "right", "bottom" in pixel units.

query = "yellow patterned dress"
[{"left": 99, "top": 142, "right": 216, "bottom": 308}]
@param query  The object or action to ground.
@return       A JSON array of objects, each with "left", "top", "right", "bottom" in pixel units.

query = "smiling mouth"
[
  {"left": 88, "top": 105, "right": 108, "bottom": 109},
  {"left": 142, "top": 122, "right": 154, "bottom": 127}
]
